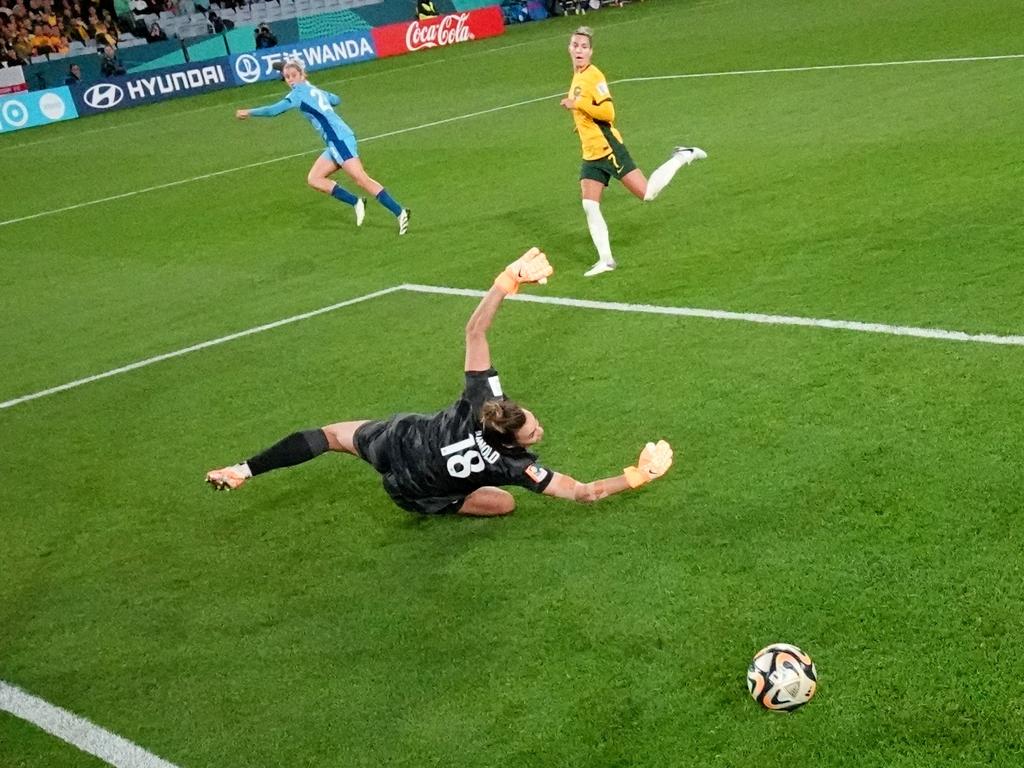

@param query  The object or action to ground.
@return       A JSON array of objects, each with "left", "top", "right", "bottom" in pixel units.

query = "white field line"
[
  {"left": 2, "top": 51, "right": 1022, "bottom": 228},
  {"left": 402, "top": 284, "right": 1024, "bottom": 346},
  {"left": 613, "top": 52, "right": 1024, "bottom": 85},
  {"left": 0, "top": 285, "right": 402, "bottom": 410},
  {"left": 0, "top": 680, "right": 181, "bottom": 768},
  {"left": 2, "top": 283, "right": 1021, "bottom": 412}
]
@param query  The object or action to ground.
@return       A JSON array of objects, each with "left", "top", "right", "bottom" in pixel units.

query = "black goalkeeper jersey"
[{"left": 355, "top": 368, "right": 554, "bottom": 504}]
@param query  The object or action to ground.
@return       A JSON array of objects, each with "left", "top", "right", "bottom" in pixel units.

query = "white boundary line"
[
  {"left": 403, "top": 284, "right": 1024, "bottom": 345},
  {"left": 0, "top": 286, "right": 401, "bottom": 409},
  {"left": 2, "top": 51, "right": 1022, "bottom": 228},
  {"left": 0, "top": 680, "right": 181, "bottom": 768},
  {"left": 2, "top": 283, "right": 1021, "bottom": 412},
  {"left": 613, "top": 52, "right": 1024, "bottom": 84}
]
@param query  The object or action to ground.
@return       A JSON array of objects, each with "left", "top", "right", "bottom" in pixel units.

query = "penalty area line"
[
  {"left": 0, "top": 285, "right": 403, "bottom": 410},
  {"left": 400, "top": 284, "right": 1024, "bottom": 347},
  {"left": 0, "top": 680, "right": 181, "bottom": 768},
  {"left": 3, "top": 282, "right": 1022, "bottom": 412}
]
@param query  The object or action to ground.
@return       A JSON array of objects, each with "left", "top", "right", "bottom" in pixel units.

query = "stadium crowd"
[{"left": 0, "top": 0, "right": 129, "bottom": 66}]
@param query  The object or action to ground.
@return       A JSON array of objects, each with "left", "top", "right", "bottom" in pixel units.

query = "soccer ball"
[{"left": 746, "top": 643, "right": 818, "bottom": 711}]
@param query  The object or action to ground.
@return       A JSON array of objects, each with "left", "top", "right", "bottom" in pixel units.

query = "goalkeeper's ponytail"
[{"left": 480, "top": 400, "right": 527, "bottom": 449}]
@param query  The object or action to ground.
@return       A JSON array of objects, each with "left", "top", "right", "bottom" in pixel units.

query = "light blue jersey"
[{"left": 249, "top": 81, "right": 358, "bottom": 164}]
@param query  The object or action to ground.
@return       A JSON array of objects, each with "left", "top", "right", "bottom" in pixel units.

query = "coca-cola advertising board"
[{"left": 371, "top": 5, "right": 504, "bottom": 59}]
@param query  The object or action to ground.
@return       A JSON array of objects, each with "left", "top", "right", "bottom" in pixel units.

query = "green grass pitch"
[{"left": 2, "top": 0, "right": 1024, "bottom": 765}]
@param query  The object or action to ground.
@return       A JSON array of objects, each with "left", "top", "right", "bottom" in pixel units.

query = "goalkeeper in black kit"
[{"left": 206, "top": 248, "right": 674, "bottom": 516}]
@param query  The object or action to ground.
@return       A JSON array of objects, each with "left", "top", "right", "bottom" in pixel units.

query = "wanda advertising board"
[{"left": 371, "top": 5, "right": 505, "bottom": 59}]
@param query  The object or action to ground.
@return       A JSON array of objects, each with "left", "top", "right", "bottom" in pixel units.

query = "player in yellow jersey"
[{"left": 560, "top": 27, "right": 706, "bottom": 276}]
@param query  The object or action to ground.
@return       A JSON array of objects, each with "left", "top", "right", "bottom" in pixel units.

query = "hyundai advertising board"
[{"left": 72, "top": 61, "right": 234, "bottom": 116}]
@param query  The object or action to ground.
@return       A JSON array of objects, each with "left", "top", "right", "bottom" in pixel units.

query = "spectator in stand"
[
  {"left": 1, "top": 37, "right": 26, "bottom": 66},
  {"left": 99, "top": 9, "right": 117, "bottom": 39},
  {"left": 92, "top": 15, "right": 117, "bottom": 46},
  {"left": 65, "top": 11, "right": 88, "bottom": 42},
  {"left": 254, "top": 21, "right": 276, "bottom": 49},
  {"left": 29, "top": 22, "right": 51, "bottom": 52},
  {"left": 99, "top": 43, "right": 123, "bottom": 75},
  {"left": 206, "top": 9, "right": 223, "bottom": 33},
  {"left": 145, "top": 20, "right": 165, "bottom": 41},
  {"left": 416, "top": 0, "right": 437, "bottom": 20},
  {"left": 12, "top": 27, "right": 32, "bottom": 60},
  {"left": 45, "top": 21, "right": 66, "bottom": 52},
  {"left": 64, "top": 61, "right": 81, "bottom": 83}
]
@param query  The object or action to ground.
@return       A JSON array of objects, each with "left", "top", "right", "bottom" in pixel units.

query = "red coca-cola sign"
[{"left": 372, "top": 5, "right": 505, "bottom": 59}]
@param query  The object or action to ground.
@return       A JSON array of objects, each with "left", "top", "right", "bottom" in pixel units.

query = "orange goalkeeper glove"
[
  {"left": 624, "top": 439, "right": 674, "bottom": 488},
  {"left": 494, "top": 247, "right": 554, "bottom": 295}
]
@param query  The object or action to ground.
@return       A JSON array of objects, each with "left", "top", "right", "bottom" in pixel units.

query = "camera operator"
[{"left": 255, "top": 22, "right": 278, "bottom": 49}]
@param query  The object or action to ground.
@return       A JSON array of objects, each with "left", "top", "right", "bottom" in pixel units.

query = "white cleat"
[
  {"left": 205, "top": 467, "right": 247, "bottom": 491},
  {"left": 584, "top": 260, "right": 617, "bottom": 277},
  {"left": 354, "top": 198, "right": 366, "bottom": 227},
  {"left": 673, "top": 146, "right": 707, "bottom": 164},
  {"left": 397, "top": 209, "right": 411, "bottom": 235}
]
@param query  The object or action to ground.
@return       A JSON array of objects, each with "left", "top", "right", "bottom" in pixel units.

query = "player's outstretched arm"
[
  {"left": 542, "top": 440, "right": 674, "bottom": 504},
  {"left": 465, "top": 248, "right": 553, "bottom": 371},
  {"left": 236, "top": 98, "right": 291, "bottom": 119}
]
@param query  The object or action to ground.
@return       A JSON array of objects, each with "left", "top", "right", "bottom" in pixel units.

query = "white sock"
[
  {"left": 582, "top": 199, "right": 613, "bottom": 263},
  {"left": 644, "top": 153, "right": 687, "bottom": 201}
]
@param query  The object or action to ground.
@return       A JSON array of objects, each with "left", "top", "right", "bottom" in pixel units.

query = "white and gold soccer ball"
[{"left": 746, "top": 643, "right": 818, "bottom": 712}]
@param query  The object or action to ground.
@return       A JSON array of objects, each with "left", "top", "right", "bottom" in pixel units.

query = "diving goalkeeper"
[{"left": 205, "top": 248, "right": 674, "bottom": 516}]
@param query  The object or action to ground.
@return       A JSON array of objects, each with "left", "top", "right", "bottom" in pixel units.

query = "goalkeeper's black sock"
[{"left": 246, "top": 429, "right": 329, "bottom": 476}]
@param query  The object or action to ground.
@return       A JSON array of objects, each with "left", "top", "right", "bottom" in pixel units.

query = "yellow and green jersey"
[{"left": 568, "top": 64, "right": 623, "bottom": 160}]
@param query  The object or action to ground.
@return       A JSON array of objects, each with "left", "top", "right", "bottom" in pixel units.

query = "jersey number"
[
  {"left": 308, "top": 86, "right": 332, "bottom": 112},
  {"left": 441, "top": 435, "right": 485, "bottom": 479}
]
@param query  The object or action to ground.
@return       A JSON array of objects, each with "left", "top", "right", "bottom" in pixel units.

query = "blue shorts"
[{"left": 322, "top": 135, "right": 358, "bottom": 165}]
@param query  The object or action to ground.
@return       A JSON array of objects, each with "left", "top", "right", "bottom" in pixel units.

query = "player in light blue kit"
[{"left": 236, "top": 59, "right": 410, "bottom": 235}]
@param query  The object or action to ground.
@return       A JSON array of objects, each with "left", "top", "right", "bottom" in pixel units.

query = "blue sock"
[
  {"left": 331, "top": 184, "right": 357, "bottom": 206},
  {"left": 375, "top": 189, "right": 403, "bottom": 217}
]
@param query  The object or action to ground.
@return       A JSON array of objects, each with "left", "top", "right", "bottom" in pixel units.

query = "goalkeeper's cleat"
[
  {"left": 584, "top": 259, "right": 616, "bottom": 277},
  {"left": 673, "top": 146, "right": 707, "bottom": 164},
  {"left": 397, "top": 208, "right": 411, "bottom": 235},
  {"left": 354, "top": 197, "right": 366, "bottom": 227},
  {"left": 206, "top": 467, "right": 248, "bottom": 491}
]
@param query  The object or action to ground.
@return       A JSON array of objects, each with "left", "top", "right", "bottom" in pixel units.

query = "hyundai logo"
[
  {"left": 84, "top": 83, "right": 125, "bottom": 110},
  {"left": 234, "top": 54, "right": 261, "bottom": 84}
]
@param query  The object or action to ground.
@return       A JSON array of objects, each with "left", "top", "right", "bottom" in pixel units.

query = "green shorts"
[{"left": 580, "top": 143, "right": 637, "bottom": 186}]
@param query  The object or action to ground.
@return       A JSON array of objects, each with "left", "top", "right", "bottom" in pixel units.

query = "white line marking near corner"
[
  {"left": 3, "top": 282, "right": 1021, "bottom": 412},
  {"left": 0, "top": 680, "right": 181, "bottom": 768},
  {"left": 2, "top": 51, "right": 1021, "bottom": 228},
  {"left": 399, "top": 284, "right": 1024, "bottom": 347},
  {"left": 0, "top": 286, "right": 402, "bottom": 410}
]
